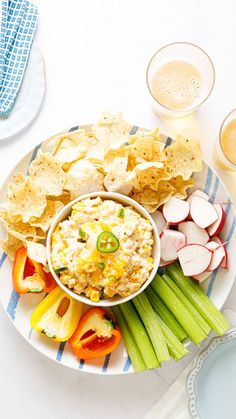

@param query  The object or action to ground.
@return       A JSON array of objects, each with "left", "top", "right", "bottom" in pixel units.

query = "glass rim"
[
  {"left": 146, "top": 41, "right": 216, "bottom": 113},
  {"left": 219, "top": 107, "right": 236, "bottom": 167}
]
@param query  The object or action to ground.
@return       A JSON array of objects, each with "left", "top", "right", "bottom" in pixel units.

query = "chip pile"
[{"left": 0, "top": 112, "right": 202, "bottom": 262}]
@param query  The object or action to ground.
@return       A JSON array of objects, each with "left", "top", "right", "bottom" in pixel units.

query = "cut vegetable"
[
  {"left": 160, "top": 229, "right": 186, "bottom": 262},
  {"left": 162, "top": 274, "right": 211, "bottom": 335},
  {"left": 112, "top": 306, "right": 145, "bottom": 372},
  {"left": 96, "top": 231, "right": 119, "bottom": 253},
  {"left": 146, "top": 286, "right": 187, "bottom": 341},
  {"left": 166, "top": 264, "right": 230, "bottom": 335},
  {"left": 205, "top": 241, "right": 225, "bottom": 271},
  {"left": 178, "top": 221, "right": 209, "bottom": 245},
  {"left": 133, "top": 293, "right": 169, "bottom": 363},
  {"left": 211, "top": 236, "right": 228, "bottom": 269},
  {"left": 157, "top": 314, "right": 189, "bottom": 361},
  {"left": 152, "top": 210, "right": 167, "bottom": 235},
  {"left": 190, "top": 196, "right": 218, "bottom": 228},
  {"left": 220, "top": 252, "right": 228, "bottom": 269},
  {"left": 69, "top": 308, "right": 121, "bottom": 360},
  {"left": 119, "top": 302, "right": 159, "bottom": 369},
  {"left": 150, "top": 274, "right": 207, "bottom": 344},
  {"left": 159, "top": 258, "right": 177, "bottom": 267},
  {"left": 163, "top": 197, "right": 190, "bottom": 225},
  {"left": 192, "top": 270, "right": 212, "bottom": 283},
  {"left": 187, "top": 189, "right": 210, "bottom": 204},
  {"left": 177, "top": 244, "right": 212, "bottom": 276},
  {"left": 207, "top": 204, "right": 225, "bottom": 236}
]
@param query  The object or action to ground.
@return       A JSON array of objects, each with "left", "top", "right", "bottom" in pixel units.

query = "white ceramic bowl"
[{"left": 46, "top": 191, "right": 160, "bottom": 307}]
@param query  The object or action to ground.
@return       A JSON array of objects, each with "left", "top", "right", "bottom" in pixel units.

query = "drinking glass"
[
  {"left": 215, "top": 108, "right": 236, "bottom": 171},
  {"left": 146, "top": 42, "right": 215, "bottom": 119}
]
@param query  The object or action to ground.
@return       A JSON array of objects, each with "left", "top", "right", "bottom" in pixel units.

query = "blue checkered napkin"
[{"left": 0, "top": 0, "right": 38, "bottom": 118}]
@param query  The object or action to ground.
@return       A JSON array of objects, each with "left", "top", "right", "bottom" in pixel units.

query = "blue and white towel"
[{"left": 0, "top": 0, "right": 38, "bottom": 117}]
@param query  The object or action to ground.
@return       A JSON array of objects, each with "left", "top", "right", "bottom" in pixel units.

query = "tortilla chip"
[
  {"left": 47, "top": 192, "right": 71, "bottom": 205},
  {"left": 103, "top": 157, "right": 132, "bottom": 195},
  {"left": 28, "top": 150, "right": 67, "bottom": 196},
  {"left": 93, "top": 112, "right": 130, "bottom": 144},
  {"left": 0, "top": 208, "right": 39, "bottom": 241},
  {"left": 132, "top": 185, "right": 173, "bottom": 208},
  {"left": 43, "top": 129, "right": 87, "bottom": 154},
  {"left": 127, "top": 162, "right": 170, "bottom": 191},
  {"left": 25, "top": 241, "right": 47, "bottom": 265},
  {"left": 65, "top": 160, "right": 104, "bottom": 199},
  {"left": 0, "top": 234, "right": 23, "bottom": 261},
  {"left": 7, "top": 176, "right": 47, "bottom": 223},
  {"left": 29, "top": 200, "right": 63, "bottom": 232},
  {"left": 165, "top": 135, "right": 202, "bottom": 180},
  {"left": 128, "top": 130, "right": 164, "bottom": 163},
  {"left": 13, "top": 172, "right": 25, "bottom": 185},
  {"left": 169, "top": 176, "right": 195, "bottom": 199},
  {"left": 86, "top": 143, "right": 106, "bottom": 163}
]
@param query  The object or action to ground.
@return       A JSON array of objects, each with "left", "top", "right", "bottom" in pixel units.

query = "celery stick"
[
  {"left": 120, "top": 302, "right": 159, "bottom": 369},
  {"left": 146, "top": 286, "right": 187, "bottom": 341},
  {"left": 112, "top": 306, "right": 146, "bottom": 372},
  {"left": 166, "top": 264, "right": 230, "bottom": 335},
  {"left": 151, "top": 274, "right": 207, "bottom": 344},
  {"left": 157, "top": 314, "right": 188, "bottom": 361},
  {"left": 133, "top": 293, "right": 169, "bottom": 363},
  {"left": 162, "top": 274, "right": 211, "bottom": 336}
]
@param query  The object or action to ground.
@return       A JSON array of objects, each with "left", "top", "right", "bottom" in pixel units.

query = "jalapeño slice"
[{"left": 96, "top": 231, "right": 119, "bottom": 253}]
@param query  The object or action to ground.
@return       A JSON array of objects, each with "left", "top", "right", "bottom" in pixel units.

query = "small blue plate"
[{"left": 187, "top": 330, "right": 236, "bottom": 419}]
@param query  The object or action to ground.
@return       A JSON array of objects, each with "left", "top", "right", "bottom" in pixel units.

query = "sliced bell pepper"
[
  {"left": 12, "top": 247, "right": 56, "bottom": 294},
  {"left": 69, "top": 307, "right": 121, "bottom": 360},
  {"left": 30, "top": 286, "right": 83, "bottom": 342}
]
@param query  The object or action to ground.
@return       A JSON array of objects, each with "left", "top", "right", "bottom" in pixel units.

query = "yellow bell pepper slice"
[{"left": 30, "top": 287, "right": 83, "bottom": 342}]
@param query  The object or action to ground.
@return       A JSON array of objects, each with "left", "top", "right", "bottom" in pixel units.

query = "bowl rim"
[{"left": 46, "top": 191, "right": 160, "bottom": 307}]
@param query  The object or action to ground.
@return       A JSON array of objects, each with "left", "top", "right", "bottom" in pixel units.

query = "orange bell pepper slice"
[
  {"left": 12, "top": 247, "right": 56, "bottom": 294},
  {"left": 69, "top": 307, "right": 121, "bottom": 360}
]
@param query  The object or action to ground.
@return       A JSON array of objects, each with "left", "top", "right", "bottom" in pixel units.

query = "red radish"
[
  {"left": 205, "top": 241, "right": 225, "bottom": 271},
  {"left": 177, "top": 244, "right": 212, "bottom": 276},
  {"left": 159, "top": 258, "right": 177, "bottom": 267},
  {"left": 207, "top": 204, "right": 225, "bottom": 236},
  {"left": 152, "top": 210, "right": 167, "bottom": 235},
  {"left": 187, "top": 189, "right": 210, "bottom": 204},
  {"left": 192, "top": 271, "right": 212, "bottom": 284},
  {"left": 163, "top": 197, "right": 190, "bottom": 225},
  {"left": 220, "top": 252, "right": 228, "bottom": 269},
  {"left": 211, "top": 236, "right": 228, "bottom": 269},
  {"left": 160, "top": 230, "right": 186, "bottom": 262},
  {"left": 190, "top": 196, "right": 218, "bottom": 228},
  {"left": 178, "top": 221, "right": 209, "bottom": 245}
]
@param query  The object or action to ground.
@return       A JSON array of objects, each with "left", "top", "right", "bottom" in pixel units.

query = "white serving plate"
[
  {"left": 0, "top": 43, "right": 45, "bottom": 142},
  {"left": 0, "top": 125, "right": 235, "bottom": 375}
]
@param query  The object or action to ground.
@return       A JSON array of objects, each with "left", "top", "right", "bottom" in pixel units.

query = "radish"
[
  {"left": 207, "top": 204, "right": 225, "bottom": 236},
  {"left": 152, "top": 210, "right": 167, "bottom": 235},
  {"left": 190, "top": 196, "right": 218, "bottom": 228},
  {"left": 205, "top": 241, "right": 225, "bottom": 271},
  {"left": 177, "top": 244, "right": 212, "bottom": 276},
  {"left": 159, "top": 258, "right": 177, "bottom": 267},
  {"left": 220, "top": 252, "right": 228, "bottom": 269},
  {"left": 163, "top": 197, "right": 190, "bottom": 225},
  {"left": 192, "top": 271, "right": 212, "bottom": 284},
  {"left": 187, "top": 189, "right": 210, "bottom": 204},
  {"left": 178, "top": 221, "right": 209, "bottom": 245},
  {"left": 211, "top": 236, "right": 228, "bottom": 269},
  {"left": 160, "top": 230, "right": 186, "bottom": 262}
]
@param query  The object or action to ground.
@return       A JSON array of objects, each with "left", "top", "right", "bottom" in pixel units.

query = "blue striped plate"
[{"left": 0, "top": 125, "right": 235, "bottom": 375}]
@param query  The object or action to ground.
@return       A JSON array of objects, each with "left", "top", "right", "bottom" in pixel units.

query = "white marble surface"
[{"left": 1, "top": 1, "right": 236, "bottom": 418}]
